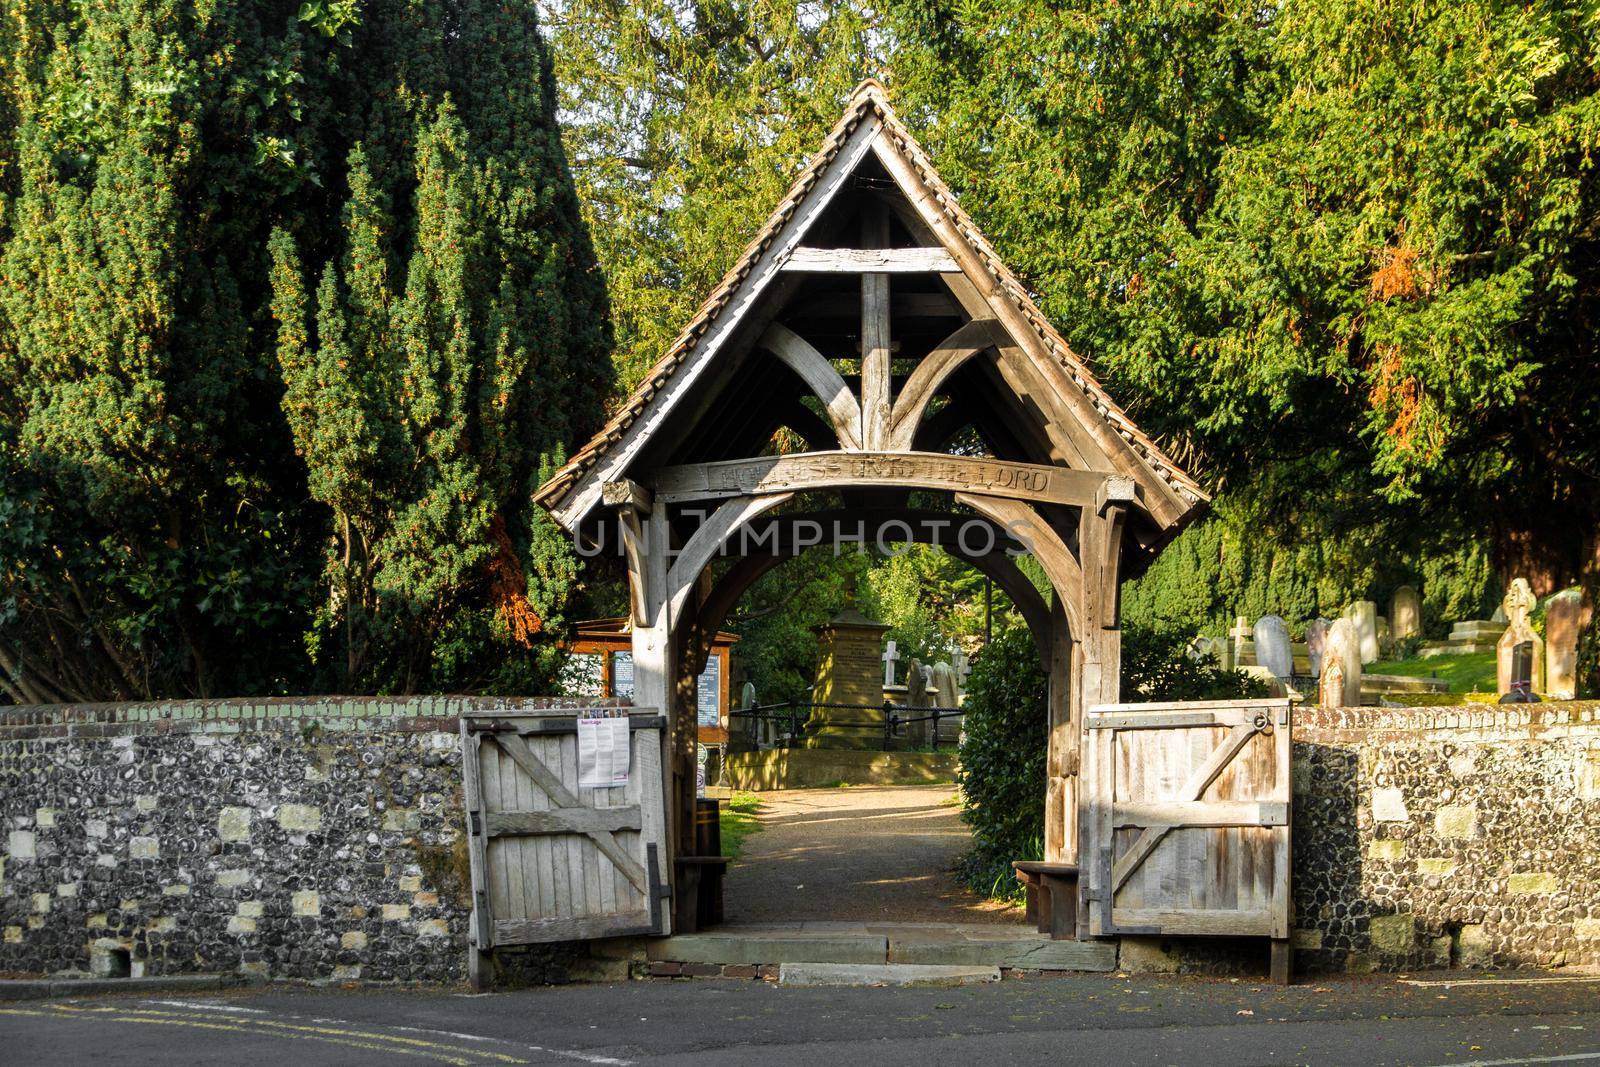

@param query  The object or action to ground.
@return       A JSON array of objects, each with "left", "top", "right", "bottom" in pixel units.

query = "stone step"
[
  {"left": 778, "top": 962, "right": 1000, "bottom": 987},
  {"left": 647, "top": 927, "right": 1118, "bottom": 973},
  {"left": 648, "top": 934, "right": 886, "bottom": 966},
  {"left": 891, "top": 936, "right": 1116, "bottom": 970}
]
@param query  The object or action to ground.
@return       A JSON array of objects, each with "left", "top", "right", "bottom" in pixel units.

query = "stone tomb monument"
[
  {"left": 1253, "top": 615, "right": 1293, "bottom": 680},
  {"left": 1496, "top": 578, "right": 1545, "bottom": 697},
  {"left": 805, "top": 604, "right": 891, "bottom": 748},
  {"left": 1390, "top": 585, "right": 1422, "bottom": 641},
  {"left": 1546, "top": 588, "right": 1582, "bottom": 700}
]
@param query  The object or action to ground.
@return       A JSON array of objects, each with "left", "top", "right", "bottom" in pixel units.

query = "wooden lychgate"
[
  {"left": 532, "top": 78, "right": 1211, "bottom": 941},
  {"left": 1082, "top": 698, "right": 1293, "bottom": 981},
  {"left": 460, "top": 708, "right": 671, "bottom": 988}
]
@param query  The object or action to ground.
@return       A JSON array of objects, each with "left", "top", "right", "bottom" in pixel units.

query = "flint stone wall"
[
  {"left": 7, "top": 697, "right": 1600, "bottom": 982},
  {"left": 0, "top": 696, "right": 592, "bottom": 983},
  {"left": 1292, "top": 701, "right": 1600, "bottom": 973}
]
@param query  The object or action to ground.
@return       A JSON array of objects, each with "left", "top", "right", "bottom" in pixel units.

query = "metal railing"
[{"left": 729, "top": 699, "right": 964, "bottom": 752}]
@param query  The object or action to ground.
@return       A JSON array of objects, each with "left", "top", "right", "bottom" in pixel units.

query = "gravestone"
[
  {"left": 1253, "top": 615, "right": 1293, "bottom": 680},
  {"left": 906, "top": 658, "right": 930, "bottom": 707},
  {"left": 1496, "top": 578, "right": 1546, "bottom": 697},
  {"left": 951, "top": 649, "right": 972, "bottom": 691},
  {"left": 1189, "top": 636, "right": 1222, "bottom": 663},
  {"left": 1305, "top": 619, "right": 1330, "bottom": 678},
  {"left": 1319, "top": 617, "right": 1363, "bottom": 707},
  {"left": 882, "top": 639, "right": 899, "bottom": 688},
  {"left": 1391, "top": 585, "right": 1422, "bottom": 641},
  {"left": 928, "top": 662, "right": 960, "bottom": 748},
  {"left": 1546, "top": 588, "right": 1582, "bottom": 700},
  {"left": 1499, "top": 640, "right": 1541, "bottom": 703},
  {"left": 1344, "top": 601, "right": 1381, "bottom": 665},
  {"left": 805, "top": 605, "right": 891, "bottom": 748},
  {"left": 1231, "top": 615, "right": 1255, "bottom": 667}
]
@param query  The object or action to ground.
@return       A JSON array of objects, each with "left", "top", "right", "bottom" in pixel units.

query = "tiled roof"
[{"left": 534, "top": 79, "right": 1205, "bottom": 516}]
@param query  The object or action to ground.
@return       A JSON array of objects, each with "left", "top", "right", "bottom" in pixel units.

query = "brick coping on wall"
[
  {"left": 3, "top": 695, "right": 1593, "bottom": 743},
  {"left": 0, "top": 695, "right": 621, "bottom": 740}
]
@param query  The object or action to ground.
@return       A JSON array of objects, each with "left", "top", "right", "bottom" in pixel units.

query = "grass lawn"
[
  {"left": 1368, "top": 651, "right": 1497, "bottom": 693},
  {"left": 719, "top": 791, "right": 763, "bottom": 859}
]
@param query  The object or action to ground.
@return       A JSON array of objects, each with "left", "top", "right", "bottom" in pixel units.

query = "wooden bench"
[{"left": 1013, "top": 860, "right": 1079, "bottom": 940}]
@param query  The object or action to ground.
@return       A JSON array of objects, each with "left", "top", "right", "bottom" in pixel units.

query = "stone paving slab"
[{"left": 778, "top": 962, "right": 1001, "bottom": 987}]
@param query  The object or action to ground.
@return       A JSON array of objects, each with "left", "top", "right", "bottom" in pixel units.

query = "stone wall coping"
[
  {"left": 1292, "top": 700, "right": 1600, "bottom": 741},
  {"left": 0, "top": 694, "right": 625, "bottom": 740}
]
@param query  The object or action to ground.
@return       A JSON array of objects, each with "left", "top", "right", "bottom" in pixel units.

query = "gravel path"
[{"left": 722, "top": 785, "right": 1024, "bottom": 925}]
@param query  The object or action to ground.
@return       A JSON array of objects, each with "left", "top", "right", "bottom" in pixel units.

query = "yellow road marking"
[
  {"left": 0, "top": 1008, "right": 50, "bottom": 1017},
  {"left": 59, "top": 1006, "right": 530, "bottom": 1063},
  {"left": 41, "top": 1005, "right": 498, "bottom": 1065}
]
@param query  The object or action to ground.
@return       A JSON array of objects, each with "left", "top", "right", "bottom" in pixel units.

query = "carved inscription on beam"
[
  {"left": 649, "top": 451, "right": 1112, "bottom": 508},
  {"left": 782, "top": 247, "right": 960, "bottom": 273}
]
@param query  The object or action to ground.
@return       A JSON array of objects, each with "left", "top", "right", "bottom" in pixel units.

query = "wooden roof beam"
[{"left": 783, "top": 247, "right": 959, "bottom": 273}]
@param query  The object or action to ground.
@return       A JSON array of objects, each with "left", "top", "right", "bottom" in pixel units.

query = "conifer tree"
[{"left": 270, "top": 2, "right": 612, "bottom": 693}]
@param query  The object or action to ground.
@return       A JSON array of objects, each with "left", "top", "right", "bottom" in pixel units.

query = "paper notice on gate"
[{"left": 578, "top": 710, "right": 630, "bottom": 789}]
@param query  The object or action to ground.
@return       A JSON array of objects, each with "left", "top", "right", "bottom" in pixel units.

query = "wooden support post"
[
  {"left": 860, "top": 212, "right": 891, "bottom": 450},
  {"left": 628, "top": 508, "right": 677, "bottom": 936},
  {"left": 1044, "top": 602, "right": 1074, "bottom": 865},
  {"left": 1271, "top": 938, "right": 1293, "bottom": 985},
  {"left": 1076, "top": 500, "right": 1125, "bottom": 936}
]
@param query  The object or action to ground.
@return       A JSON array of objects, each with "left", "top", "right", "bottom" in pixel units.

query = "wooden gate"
[
  {"left": 460, "top": 708, "right": 671, "bottom": 987},
  {"left": 1081, "top": 697, "right": 1293, "bottom": 982}
]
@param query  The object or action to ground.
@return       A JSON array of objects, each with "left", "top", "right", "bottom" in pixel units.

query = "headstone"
[
  {"left": 1499, "top": 640, "right": 1540, "bottom": 703},
  {"left": 931, "top": 661, "right": 960, "bottom": 708},
  {"left": 1305, "top": 619, "right": 1330, "bottom": 678},
  {"left": 741, "top": 681, "right": 757, "bottom": 709},
  {"left": 1545, "top": 588, "right": 1582, "bottom": 700},
  {"left": 1188, "top": 636, "right": 1221, "bottom": 663},
  {"left": 1496, "top": 578, "right": 1546, "bottom": 697},
  {"left": 1376, "top": 616, "right": 1390, "bottom": 646},
  {"left": 906, "top": 658, "right": 930, "bottom": 707},
  {"left": 1391, "top": 585, "right": 1422, "bottom": 640},
  {"left": 951, "top": 649, "right": 972, "bottom": 689},
  {"left": 805, "top": 604, "right": 891, "bottom": 749},
  {"left": 1319, "top": 617, "right": 1362, "bottom": 707},
  {"left": 1231, "top": 615, "right": 1255, "bottom": 666},
  {"left": 1253, "top": 615, "right": 1293, "bottom": 680},
  {"left": 1344, "top": 601, "right": 1380, "bottom": 665},
  {"left": 882, "top": 639, "right": 899, "bottom": 687}
]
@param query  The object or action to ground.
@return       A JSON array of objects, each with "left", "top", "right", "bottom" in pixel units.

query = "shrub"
[{"left": 956, "top": 629, "right": 1047, "bottom": 899}]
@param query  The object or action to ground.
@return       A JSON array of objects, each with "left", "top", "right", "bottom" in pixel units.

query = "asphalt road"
[{"left": 6, "top": 972, "right": 1600, "bottom": 1066}]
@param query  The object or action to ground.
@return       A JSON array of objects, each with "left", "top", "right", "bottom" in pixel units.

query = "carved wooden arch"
[
  {"left": 887, "top": 319, "right": 996, "bottom": 450},
  {"left": 759, "top": 324, "right": 863, "bottom": 450},
  {"left": 677, "top": 508, "right": 1061, "bottom": 673}
]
